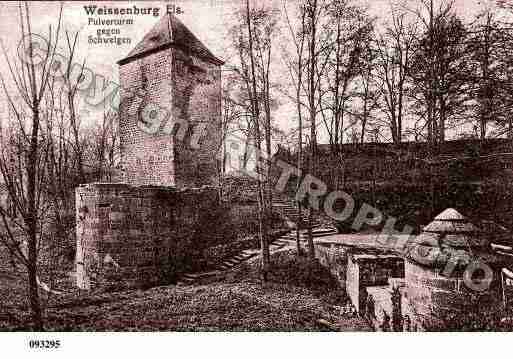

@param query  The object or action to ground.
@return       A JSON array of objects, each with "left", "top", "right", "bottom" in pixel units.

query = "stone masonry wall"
[
  {"left": 118, "top": 46, "right": 222, "bottom": 189},
  {"left": 404, "top": 260, "right": 502, "bottom": 330},
  {"left": 119, "top": 49, "right": 175, "bottom": 187},
  {"left": 172, "top": 48, "right": 222, "bottom": 188},
  {"left": 76, "top": 183, "right": 219, "bottom": 290},
  {"left": 346, "top": 254, "right": 361, "bottom": 312}
]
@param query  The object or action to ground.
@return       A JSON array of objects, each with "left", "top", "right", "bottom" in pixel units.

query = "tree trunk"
[
  {"left": 439, "top": 97, "right": 446, "bottom": 143},
  {"left": 296, "top": 128, "right": 303, "bottom": 256},
  {"left": 306, "top": 0, "right": 318, "bottom": 262},
  {"left": 509, "top": 116, "right": 513, "bottom": 139},
  {"left": 295, "top": 10, "right": 305, "bottom": 258},
  {"left": 306, "top": 207, "right": 315, "bottom": 260},
  {"left": 245, "top": 0, "right": 270, "bottom": 280},
  {"left": 264, "top": 71, "right": 273, "bottom": 239},
  {"left": 296, "top": 202, "right": 302, "bottom": 255},
  {"left": 27, "top": 106, "right": 43, "bottom": 331}
]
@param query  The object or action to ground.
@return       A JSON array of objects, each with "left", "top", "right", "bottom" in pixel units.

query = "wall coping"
[{"left": 77, "top": 182, "right": 219, "bottom": 193}]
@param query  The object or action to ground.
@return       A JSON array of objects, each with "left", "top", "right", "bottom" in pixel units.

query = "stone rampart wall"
[{"left": 76, "top": 183, "right": 221, "bottom": 290}]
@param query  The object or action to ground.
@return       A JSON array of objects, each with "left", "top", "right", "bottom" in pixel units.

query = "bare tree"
[
  {"left": 375, "top": 5, "right": 417, "bottom": 144},
  {"left": 42, "top": 28, "right": 89, "bottom": 274},
  {"left": 0, "top": 2, "right": 63, "bottom": 330},
  {"left": 303, "top": 0, "right": 327, "bottom": 261},
  {"left": 283, "top": 0, "right": 308, "bottom": 255},
  {"left": 226, "top": 0, "right": 276, "bottom": 279},
  {"left": 354, "top": 40, "right": 380, "bottom": 144},
  {"left": 408, "top": 0, "right": 470, "bottom": 146},
  {"left": 62, "top": 31, "right": 87, "bottom": 184},
  {"left": 467, "top": 6, "right": 513, "bottom": 139},
  {"left": 284, "top": 0, "right": 353, "bottom": 259},
  {"left": 87, "top": 109, "right": 119, "bottom": 181},
  {"left": 321, "top": 0, "right": 373, "bottom": 150},
  {"left": 316, "top": 0, "right": 373, "bottom": 192}
]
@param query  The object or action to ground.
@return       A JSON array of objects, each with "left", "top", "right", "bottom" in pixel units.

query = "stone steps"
[
  {"left": 282, "top": 227, "right": 338, "bottom": 241},
  {"left": 176, "top": 231, "right": 293, "bottom": 286},
  {"left": 269, "top": 242, "right": 287, "bottom": 251},
  {"left": 218, "top": 251, "right": 258, "bottom": 270},
  {"left": 176, "top": 270, "right": 221, "bottom": 286},
  {"left": 274, "top": 199, "right": 323, "bottom": 229},
  {"left": 175, "top": 221, "right": 337, "bottom": 287},
  {"left": 273, "top": 238, "right": 290, "bottom": 246}
]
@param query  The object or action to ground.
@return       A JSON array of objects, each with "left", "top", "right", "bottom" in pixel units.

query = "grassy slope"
[{"left": 1, "top": 249, "right": 370, "bottom": 331}]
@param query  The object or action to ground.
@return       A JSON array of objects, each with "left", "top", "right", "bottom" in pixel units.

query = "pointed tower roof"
[
  {"left": 423, "top": 208, "right": 477, "bottom": 233},
  {"left": 433, "top": 208, "right": 467, "bottom": 221},
  {"left": 118, "top": 13, "right": 224, "bottom": 65}
]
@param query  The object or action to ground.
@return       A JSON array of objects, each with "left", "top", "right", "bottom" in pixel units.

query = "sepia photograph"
[{"left": 1, "top": 0, "right": 513, "bottom": 347}]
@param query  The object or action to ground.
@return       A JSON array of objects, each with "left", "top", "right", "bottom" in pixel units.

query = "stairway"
[
  {"left": 176, "top": 231, "right": 292, "bottom": 286},
  {"left": 272, "top": 196, "right": 321, "bottom": 229},
  {"left": 218, "top": 250, "right": 258, "bottom": 270},
  {"left": 176, "top": 195, "right": 341, "bottom": 287},
  {"left": 175, "top": 228, "right": 339, "bottom": 286},
  {"left": 282, "top": 226, "right": 338, "bottom": 242}
]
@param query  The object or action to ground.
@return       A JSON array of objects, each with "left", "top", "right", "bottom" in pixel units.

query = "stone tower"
[
  {"left": 117, "top": 13, "right": 223, "bottom": 188},
  {"left": 75, "top": 14, "right": 224, "bottom": 290},
  {"left": 403, "top": 208, "right": 503, "bottom": 330}
]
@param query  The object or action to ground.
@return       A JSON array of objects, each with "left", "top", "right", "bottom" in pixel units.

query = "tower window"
[{"left": 141, "top": 70, "right": 148, "bottom": 90}]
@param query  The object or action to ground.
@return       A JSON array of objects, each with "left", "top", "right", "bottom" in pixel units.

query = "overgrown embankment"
[{"left": 0, "top": 249, "right": 370, "bottom": 331}]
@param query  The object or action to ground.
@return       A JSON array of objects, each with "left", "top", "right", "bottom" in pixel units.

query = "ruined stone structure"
[
  {"left": 346, "top": 253, "right": 404, "bottom": 314},
  {"left": 76, "top": 14, "right": 224, "bottom": 290},
  {"left": 402, "top": 208, "right": 504, "bottom": 330},
  {"left": 316, "top": 209, "right": 507, "bottom": 331}
]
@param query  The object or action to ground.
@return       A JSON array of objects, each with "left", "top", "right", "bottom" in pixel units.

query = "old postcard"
[{"left": 1, "top": 1, "right": 513, "bottom": 349}]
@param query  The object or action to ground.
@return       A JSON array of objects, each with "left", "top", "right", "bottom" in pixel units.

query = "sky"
[{"left": 0, "top": 0, "right": 502, "bottom": 144}]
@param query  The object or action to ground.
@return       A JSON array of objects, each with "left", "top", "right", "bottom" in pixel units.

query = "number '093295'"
[{"left": 28, "top": 340, "right": 61, "bottom": 349}]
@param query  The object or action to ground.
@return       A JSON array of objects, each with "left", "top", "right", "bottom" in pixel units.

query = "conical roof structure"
[
  {"left": 118, "top": 13, "right": 223, "bottom": 65},
  {"left": 433, "top": 208, "right": 466, "bottom": 221},
  {"left": 423, "top": 208, "right": 477, "bottom": 234},
  {"left": 404, "top": 208, "right": 497, "bottom": 269},
  {"left": 421, "top": 208, "right": 484, "bottom": 248}
]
